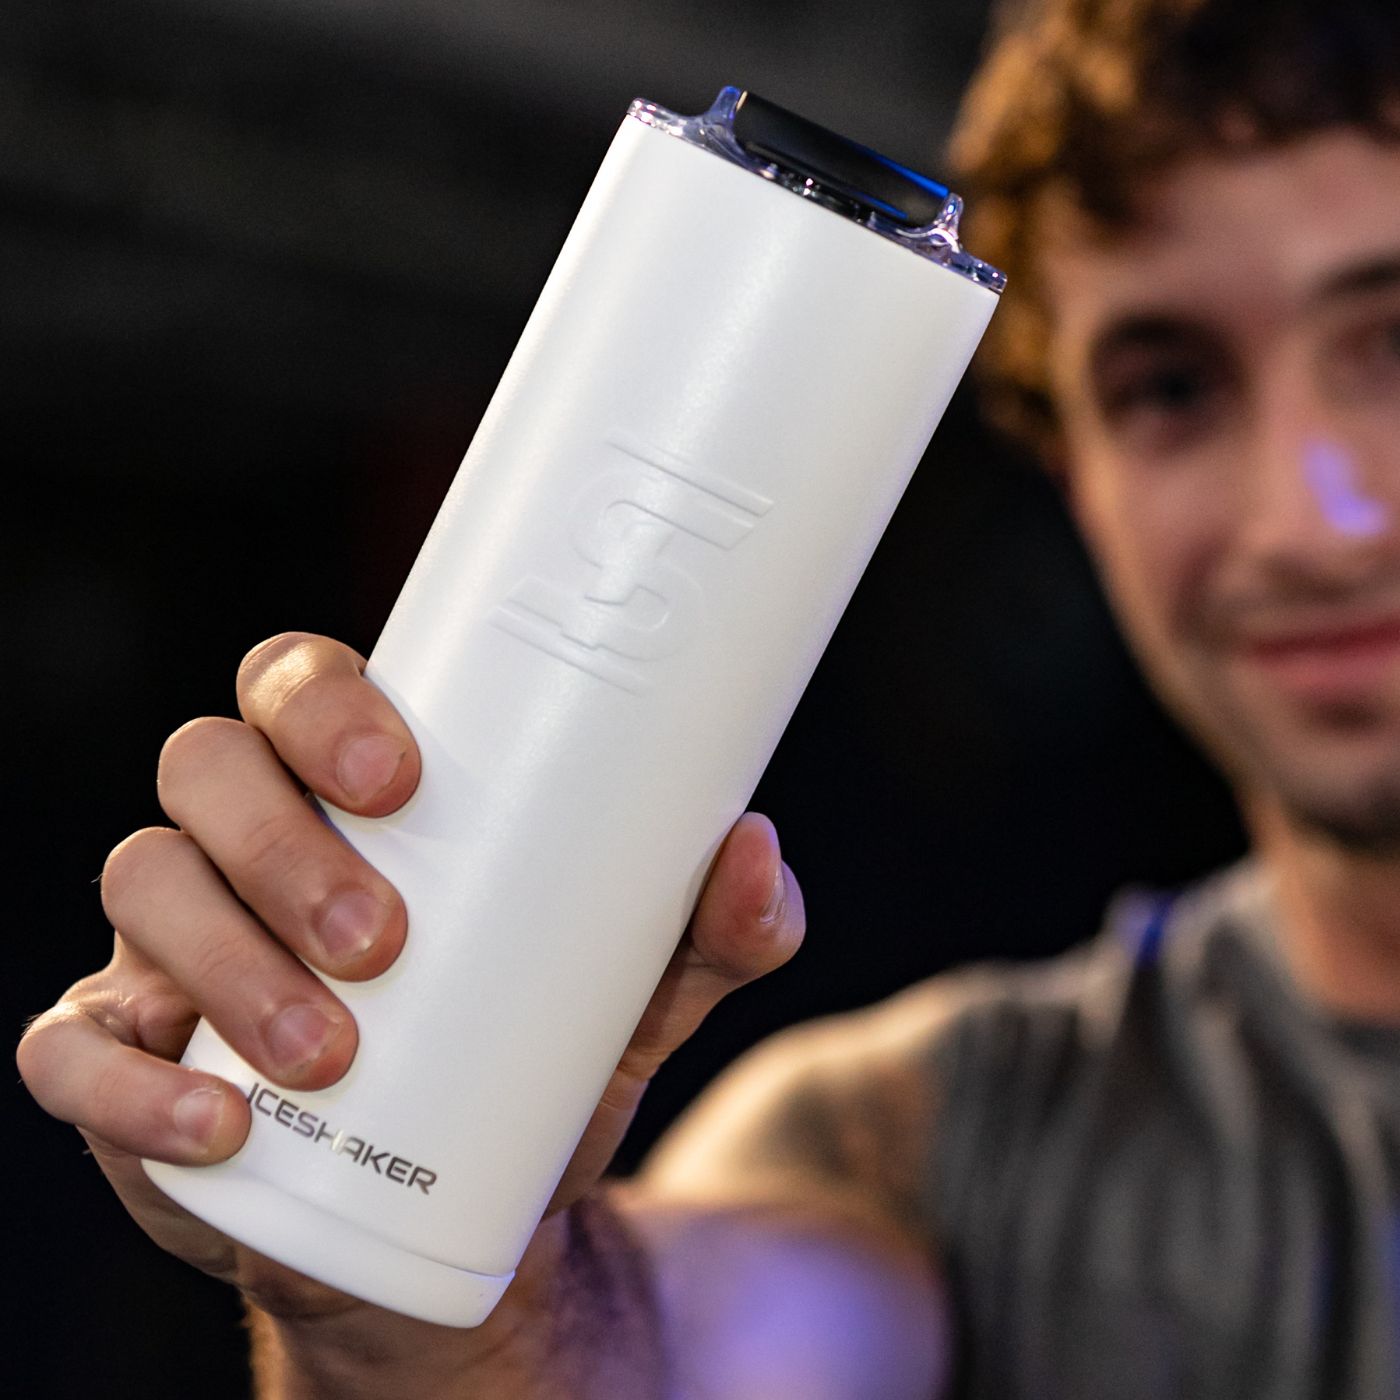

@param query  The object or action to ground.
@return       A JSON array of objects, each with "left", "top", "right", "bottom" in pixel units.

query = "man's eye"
[
  {"left": 1369, "top": 318, "right": 1400, "bottom": 368},
  {"left": 1086, "top": 323, "right": 1236, "bottom": 455},
  {"left": 1347, "top": 317, "right": 1400, "bottom": 368},
  {"left": 1106, "top": 366, "right": 1212, "bottom": 416},
  {"left": 1323, "top": 314, "right": 1400, "bottom": 398},
  {"left": 1096, "top": 358, "right": 1225, "bottom": 437}
]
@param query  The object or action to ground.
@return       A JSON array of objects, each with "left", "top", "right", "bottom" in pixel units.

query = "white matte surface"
[
  {"left": 143, "top": 1157, "right": 513, "bottom": 1327},
  {"left": 143, "top": 114, "right": 997, "bottom": 1327}
]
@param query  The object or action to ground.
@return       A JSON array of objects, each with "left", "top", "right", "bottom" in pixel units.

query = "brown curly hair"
[{"left": 947, "top": 0, "right": 1400, "bottom": 455}]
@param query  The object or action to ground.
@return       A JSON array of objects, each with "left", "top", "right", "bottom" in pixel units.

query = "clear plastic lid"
[{"left": 629, "top": 86, "right": 1005, "bottom": 293}]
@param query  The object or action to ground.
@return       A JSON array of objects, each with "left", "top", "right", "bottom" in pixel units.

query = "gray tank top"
[{"left": 929, "top": 862, "right": 1400, "bottom": 1399}]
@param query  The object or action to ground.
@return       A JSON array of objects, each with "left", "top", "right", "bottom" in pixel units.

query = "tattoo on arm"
[{"left": 547, "top": 1190, "right": 671, "bottom": 1395}]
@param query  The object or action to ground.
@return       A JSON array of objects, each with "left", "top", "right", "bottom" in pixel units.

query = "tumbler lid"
[
  {"left": 730, "top": 90, "right": 951, "bottom": 229},
  {"left": 628, "top": 85, "right": 1006, "bottom": 292}
]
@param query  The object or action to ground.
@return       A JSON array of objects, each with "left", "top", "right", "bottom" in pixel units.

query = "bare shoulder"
[
  {"left": 641, "top": 975, "right": 982, "bottom": 1236},
  {"left": 623, "top": 977, "right": 987, "bottom": 1399}
]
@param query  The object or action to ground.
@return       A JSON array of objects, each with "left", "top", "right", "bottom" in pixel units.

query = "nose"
[
  {"left": 1237, "top": 390, "right": 1394, "bottom": 586},
  {"left": 1300, "top": 438, "right": 1389, "bottom": 538}
]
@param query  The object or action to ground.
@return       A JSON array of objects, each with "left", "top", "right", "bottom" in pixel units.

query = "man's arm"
[
  {"left": 628, "top": 988, "right": 959, "bottom": 1399},
  {"left": 20, "top": 630, "right": 949, "bottom": 1398},
  {"left": 243, "top": 1194, "right": 666, "bottom": 1399},
  {"left": 624, "top": 1191, "right": 949, "bottom": 1400},
  {"left": 246, "top": 1181, "right": 947, "bottom": 1400},
  {"left": 244, "top": 980, "right": 957, "bottom": 1400},
  {"left": 245, "top": 999, "right": 956, "bottom": 1399}
]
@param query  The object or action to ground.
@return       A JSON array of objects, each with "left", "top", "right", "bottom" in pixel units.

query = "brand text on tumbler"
[{"left": 246, "top": 1082, "right": 439, "bottom": 1194}]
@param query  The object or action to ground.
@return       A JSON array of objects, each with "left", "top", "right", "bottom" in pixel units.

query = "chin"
[
  {"left": 1260, "top": 756, "right": 1400, "bottom": 854},
  {"left": 1190, "top": 685, "right": 1400, "bottom": 852},
  {"left": 1283, "top": 796, "right": 1400, "bottom": 854}
]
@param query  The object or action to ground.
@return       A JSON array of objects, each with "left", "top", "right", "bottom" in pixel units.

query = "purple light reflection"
[{"left": 1302, "top": 438, "right": 1389, "bottom": 537}]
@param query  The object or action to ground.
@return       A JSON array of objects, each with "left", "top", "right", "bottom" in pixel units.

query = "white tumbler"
[{"left": 143, "top": 85, "right": 1003, "bottom": 1327}]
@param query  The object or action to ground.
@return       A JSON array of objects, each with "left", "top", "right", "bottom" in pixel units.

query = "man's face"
[{"left": 1043, "top": 130, "right": 1400, "bottom": 848}]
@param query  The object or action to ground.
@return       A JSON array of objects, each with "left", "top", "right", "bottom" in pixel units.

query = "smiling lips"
[{"left": 1239, "top": 612, "right": 1400, "bottom": 702}]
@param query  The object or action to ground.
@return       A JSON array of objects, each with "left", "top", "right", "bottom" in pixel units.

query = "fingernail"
[
  {"left": 336, "top": 735, "right": 405, "bottom": 803},
  {"left": 266, "top": 1004, "right": 342, "bottom": 1072},
  {"left": 173, "top": 1085, "right": 226, "bottom": 1149},
  {"left": 318, "top": 888, "right": 383, "bottom": 966},
  {"left": 760, "top": 863, "right": 786, "bottom": 924}
]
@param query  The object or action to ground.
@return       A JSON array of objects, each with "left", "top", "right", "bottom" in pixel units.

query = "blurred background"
[{"left": 9, "top": 0, "right": 1244, "bottom": 1393}]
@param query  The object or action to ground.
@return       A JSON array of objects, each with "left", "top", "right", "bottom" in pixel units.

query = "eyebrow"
[
  {"left": 1303, "top": 255, "right": 1400, "bottom": 308},
  {"left": 1084, "top": 255, "right": 1400, "bottom": 378},
  {"left": 1086, "top": 316, "right": 1214, "bottom": 385}
]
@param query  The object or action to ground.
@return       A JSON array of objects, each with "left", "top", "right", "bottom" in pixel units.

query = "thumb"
[{"left": 545, "top": 813, "right": 804, "bottom": 1214}]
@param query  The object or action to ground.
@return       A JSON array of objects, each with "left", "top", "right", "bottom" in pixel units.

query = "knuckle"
[
  {"left": 129, "top": 982, "right": 199, "bottom": 1053},
  {"left": 703, "top": 947, "right": 759, "bottom": 986},
  {"left": 237, "top": 806, "right": 313, "bottom": 886},
  {"left": 236, "top": 632, "right": 350, "bottom": 722},
  {"left": 84, "top": 1047, "right": 129, "bottom": 1120},
  {"left": 15, "top": 1007, "right": 78, "bottom": 1107},
  {"left": 157, "top": 716, "right": 245, "bottom": 804},
  {"left": 237, "top": 632, "right": 318, "bottom": 692},
  {"left": 15, "top": 1011, "right": 55, "bottom": 1091},
  {"left": 599, "top": 1063, "right": 652, "bottom": 1113},
  {"left": 101, "top": 827, "right": 194, "bottom": 926},
  {"left": 185, "top": 929, "right": 257, "bottom": 1000}
]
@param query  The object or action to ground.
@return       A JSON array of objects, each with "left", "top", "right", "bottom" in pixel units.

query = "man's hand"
[{"left": 17, "top": 631, "right": 806, "bottom": 1391}]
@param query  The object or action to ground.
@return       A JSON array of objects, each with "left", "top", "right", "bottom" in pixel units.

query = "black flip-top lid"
[{"left": 730, "top": 90, "right": 950, "bottom": 228}]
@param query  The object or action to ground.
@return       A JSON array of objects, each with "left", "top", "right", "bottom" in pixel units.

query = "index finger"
[{"left": 236, "top": 633, "right": 421, "bottom": 817}]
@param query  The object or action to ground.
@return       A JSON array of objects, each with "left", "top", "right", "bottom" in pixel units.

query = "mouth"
[{"left": 1237, "top": 612, "right": 1400, "bottom": 704}]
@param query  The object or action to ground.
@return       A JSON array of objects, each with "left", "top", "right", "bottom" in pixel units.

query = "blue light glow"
[
  {"left": 859, "top": 147, "right": 950, "bottom": 203},
  {"left": 1303, "top": 438, "right": 1389, "bottom": 537}
]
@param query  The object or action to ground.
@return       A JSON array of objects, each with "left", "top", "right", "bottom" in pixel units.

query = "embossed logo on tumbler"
[
  {"left": 491, "top": 431, "right": 775, "bottom": 693},
  {"left": 142, "top": 85, "right": 1004, "bottom": 1327}
]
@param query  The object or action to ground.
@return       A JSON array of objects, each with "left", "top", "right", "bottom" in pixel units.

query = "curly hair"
[{"left": 947, "top": 0, "right": 1400, "bottom": 455}]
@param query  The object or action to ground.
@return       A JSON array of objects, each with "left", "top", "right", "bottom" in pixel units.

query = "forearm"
[{"left": 248, "top": 1190, "right": 669, "bottom": 1399}]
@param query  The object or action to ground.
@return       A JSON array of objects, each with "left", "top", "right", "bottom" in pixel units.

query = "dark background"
[{"left": 9, "top": 1, "right": 1244, "bottom": 1394}]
